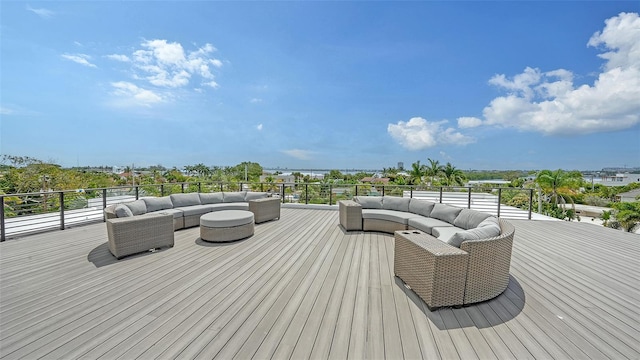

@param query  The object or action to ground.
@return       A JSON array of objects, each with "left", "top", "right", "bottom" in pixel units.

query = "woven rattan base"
[{"left": 201, "top": 222, "right": 254, "bottom": 242}]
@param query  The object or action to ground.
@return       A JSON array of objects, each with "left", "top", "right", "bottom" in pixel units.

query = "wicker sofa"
[
  {"left": 338, "top": 196, "right": 515, "bottom": 309},
  {"left": 104, "top": 191, "right": 281, "bottom": 259}
]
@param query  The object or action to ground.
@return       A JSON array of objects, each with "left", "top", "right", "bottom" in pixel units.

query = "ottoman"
[{"left": 200, "top": 210, "right": 254, "bottom": 242}]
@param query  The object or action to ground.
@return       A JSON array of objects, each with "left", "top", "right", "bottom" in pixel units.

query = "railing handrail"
[{"left": 1, "top": 182, "right": 534, "bottom": 241}]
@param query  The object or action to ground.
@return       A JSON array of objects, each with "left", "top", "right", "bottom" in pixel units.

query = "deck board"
[{"left": 1, "top": 207, "right": 639, "bottom": 359}]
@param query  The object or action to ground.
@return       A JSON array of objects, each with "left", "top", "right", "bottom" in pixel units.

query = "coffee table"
[{"left": 200, "top": 210, "right": 254, "bottom": 242}]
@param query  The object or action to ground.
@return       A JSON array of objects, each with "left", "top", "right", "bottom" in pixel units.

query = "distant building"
[
  {"left": 361, "top": 177, "right": 390, "bottom": 184},
  {"left": 588, "top": 173, "right": 640, "bottom": 187},
  {"left": 397, "top": 162, "right": 404, "bottom": 171},
  {"left": 260, "top": 174, "right": 295, "bottom": 183}
]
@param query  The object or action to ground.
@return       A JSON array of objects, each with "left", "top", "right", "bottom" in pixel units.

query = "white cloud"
[
  {"left": 110, "top": 81, "right": 163, "bottom": 107},
  {"left": 387, "top": 117, "right": 475, "bottom": 150},
  {"left": 476, "top": 12, "right": 640, "bottom": 136},
  {"left": 106, "top": 54, "right": 130, "bottom": 62},
  {"left": 26, "top": 5, "right": 54, "bottom": 18},
  {"left": 457, "top": 117, "right": 483, "bottom": 128},
  {"left": 0, "top": 106, "right": 13, "bottom": 115},
  {"left": 61, "top": 53, "right": 97, "bottom": 68},
  {"left": 121, "top": 40, "right": 222, "bottom": 89},
  {"left": 257, "top": 123, "right": 263, "bottom": 131},
  {"left": 282, "top": 149, "right": 314, "bottom": 160},
  {"left": 250, "top": 98, "right": 263, "bottom": 104}
]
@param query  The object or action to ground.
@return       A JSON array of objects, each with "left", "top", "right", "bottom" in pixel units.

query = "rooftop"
[{"left": 1, "top": 207, "right": 638, "bottom": 359}]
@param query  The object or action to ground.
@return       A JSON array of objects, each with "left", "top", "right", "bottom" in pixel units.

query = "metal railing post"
[
  {"left": 410, "top": 187, "right": 413, "bottom": 198},
  {"left": 329, "top": 184, "right": 333, "bottom": 205},
  {"left": 1, "top": 196, "right": 5, "bottom": 242},
  {"left": 160, "top": 184, "right": 164, "bottom": 197},
  {"left": 305, "top": 184, "right": 309, "bottom": 204},
  {"left": 135, "top": 186, "right": 140, "bottom": 199},
  {"left": 282, "top": 184, "right": 285, "bottom": 204},
  {"left": 181, "top": 183, "right": 185, "bottom": 193},
  {"left": 59, "top": 192, "right": 65, "bottom": 230},
  {"left": 439, "top": 187, "right": 443, "bottom": 203},
  {"left": 382, "top": 186, "right": 385, "bottom": 197},
  {"left": 102, "top": 189, "right": 107, "bottom": 222},
  {"left": 468, "top": 187, "right": 472, "bottom": 209},
  {"left": 497, "top": 188, "right": 502, "bottom": 218},
  {"left": 528, "top": 188, "right": 533, "bottom": 220},
  {"left": 355, "top": 185, "right": 359, "bottom": 196}
]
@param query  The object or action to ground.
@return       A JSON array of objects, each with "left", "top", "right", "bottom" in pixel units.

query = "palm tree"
[
  {"left": 535, "top": 169, "right": 582, "bottom": 220},
  {"left": 424, "top": 158, "right": 443, "bottom": 186},
  {"left": 408, "top": 161, "right": 425, "bottom": 185},
  {"left": 441, "top": 162, "right": 466, "bottom": 186}
]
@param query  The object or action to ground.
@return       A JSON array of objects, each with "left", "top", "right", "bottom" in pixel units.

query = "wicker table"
[
  {"left": 394, "top": 230, "right": 469, "bottom": 310},
  {"left": 200, "top": 210, "right": 254, "bottom": 242}
]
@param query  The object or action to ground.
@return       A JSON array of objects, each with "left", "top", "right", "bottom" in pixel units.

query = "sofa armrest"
[
  {"left": 339, "top": 200, "right": 362, "bottom": 231},
  {"left": 249, "top": 197, "right": 281, "bottom": 223},
  {"left": 106, "top": 213, "right": 174, "bottom": 259}
]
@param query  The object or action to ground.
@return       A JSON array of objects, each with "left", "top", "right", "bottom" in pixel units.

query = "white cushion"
[
  {"left": 430, "top": 203, "right": 463, "bottom": 224},
  {"left": 200, "top": 210, "right": 254, "bottom": 228}
]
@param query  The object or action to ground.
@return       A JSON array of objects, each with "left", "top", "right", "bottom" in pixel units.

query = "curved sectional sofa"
[
  {"left": 104, "top": 191, "right": 280, "bottom": 259},
  {"left": 339, "top": 196, "right": 515, "bottom": 309}
]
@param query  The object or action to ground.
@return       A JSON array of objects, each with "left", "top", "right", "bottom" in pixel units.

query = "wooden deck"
[{"left": 0, "top": 207, "right": 638, "bottom": 359}]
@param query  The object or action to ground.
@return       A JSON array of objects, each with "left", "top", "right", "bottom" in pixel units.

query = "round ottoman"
[{"left": 200, "top": 210, "right": 254, "bottom": 242}]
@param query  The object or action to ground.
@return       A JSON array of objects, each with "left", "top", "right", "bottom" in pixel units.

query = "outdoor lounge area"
[{"left": 0, "top": 207, "right": 638, "bottom": 359}]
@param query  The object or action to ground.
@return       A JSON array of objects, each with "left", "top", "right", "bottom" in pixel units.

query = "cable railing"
[{"left": 0, "top": 182, "right": 534, "bottom": 241}]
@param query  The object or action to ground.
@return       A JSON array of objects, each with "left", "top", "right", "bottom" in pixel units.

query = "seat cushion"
[
  {"left": 407, "top": 217, "right": 453, "bottom": 235},
  {"left": 175, "top": 204, "right": 213, "bottom": 216},
  {"left": 409, "top": 199, "right": 435, "bottom": 217},
  {"left": 170, "top": 193, "right": 201, "bottom": 207},
  {"left": 382, "top": 196, "right": 411, "bottom": 212},
  {"left": 200, "top": 192, "right": 224, "bottom": 204},
  {"left": 142, "top": 196, "right": 174, "bottom": 212},
  {"left": 207, "top": 203, "right": 249, "bottom": 211},
  {"left": 453, "top": 209, "right": 491, "bottom": 230},
  {"left": 430, "top": 203, "right": 463, "bottom": 224},
  {"left": 223, "top": 192, "right": 247, "bottom": 203},
  {"left": 353, "top": 196, "right": 383, "bottom": 209},
  {"left": 125, "top": 199, "right": 147, "bottom": 215},
  {"left": 200, "top": 210, "right": 254, "bottom": 228},
  {"left": 432, "top": 226, "right": 465, "bottom": 243},
  {"left": 362, "top": 209, "right": 419, "bottom": 225},
  {"left": 142, "top": 208, "right": 183, "bottom": 219}
]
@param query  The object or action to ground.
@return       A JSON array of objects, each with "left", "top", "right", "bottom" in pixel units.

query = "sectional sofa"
[
  {"left": 104, "top": 191, "right": 280, "bottom": 258},
  {"left": 339, "top": 196, "right": 515, "bottom": 308}
]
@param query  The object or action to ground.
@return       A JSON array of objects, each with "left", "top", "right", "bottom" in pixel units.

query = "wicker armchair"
[
  {"left": 106, "top": 213, "right": 174, "bottom": 259},
  {"left": 394, "top": 219, "right": 515, "bottom": 309}
]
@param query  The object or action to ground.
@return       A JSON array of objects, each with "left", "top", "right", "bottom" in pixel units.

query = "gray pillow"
[
  {"left": 170, "top": 193, "right": 201, "bottom": 207},
  {"left": 245, "top": 192, "right": 268, "bottom": 201},
  {"left": 223, "top": 191, "right": 247, "bottom": 203},
  {"left": 453, "top": 209, "right": 491, "bottom": 230},
  {"left": 199, "top": 192, "right": 224, "bottom": 204},
  {"left": 447, "top": 220, "right": 501, "bottom": 247},
  {"left": 125, "top": 199, "right": 147, "bottom": 215},
  {"left": 114, "top": 204, "right": 133, "bottom": 217},
  {"left": 409, "top": 199, "right": 435, "bottom": 217},
  {"left": 142, "top": 196, "right": 173, "bottom": 212},
  {"left": 430, "top": 203, "right": 462, "bottom": 224},
  {"left": 353, "top": 196, "right": 383, "bottom": 209},
  {"left": 382, "top": 196, "right": 411, "bottom": 212}
]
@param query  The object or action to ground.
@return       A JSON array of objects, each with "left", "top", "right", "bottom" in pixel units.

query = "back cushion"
[
  {"left": 170, "top": 193, "right": 201, "bottom": 207},
  {"left": 199, "top": 192, "right": 224, "bottom": 204},
  {"left": 142, "top": 196, "right": 173, "bottom": 212},
  {"left": 223, "top": 191, "right": 247, "bottom": 203},
  {"left": 453, "top": 209, "right": 491, "bottom": 230},
  {"left": 245, "top": 192, "right": 268, "bottom": 201},
  {"left": 353, "top": 196, "right": 383, "bottom": 209},
  {"left": 447, "top": 218, "right": 501, "bottom": 247},
  {"left": 114, "top": 204, "right": 133, "bottom": 217},
  {"left": 125, "top": 199, "right": 147, "bottom": 215},
  {"left": 430, "top": 203, "right": 463, "bottom": 224},
  {"left": 382, "top": 196, "right": 411, "bottom": 212},
  {"left": 409, "top": 199, "right": 435, "bottom": 217}
]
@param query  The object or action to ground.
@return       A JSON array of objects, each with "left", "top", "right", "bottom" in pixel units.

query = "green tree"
[
  {"left": 408, "top": 161, "right": 425, "bottom": 185},
  {"left": 424, "top": 158, "right": 443, "bottom": 186},
  {"left": 441, "top": 162, "right": 466, "bottom": 186},
  {"left": 535, "top": 169, "right": 582, "bottom": 220},
  {"left": 610, "top": 202, "right": 640, "bottom": 232}
]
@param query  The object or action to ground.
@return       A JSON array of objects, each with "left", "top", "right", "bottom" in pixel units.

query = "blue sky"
[{"left": 1, "top": 1, "right": 639, "bottom": 171}]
